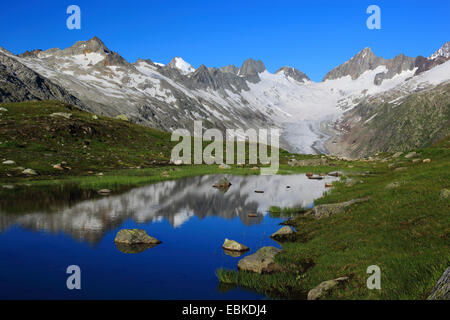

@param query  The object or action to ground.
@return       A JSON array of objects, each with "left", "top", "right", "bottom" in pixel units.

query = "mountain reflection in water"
[{"left": 0, "top": 174, "right": 336, "bottom": 244}]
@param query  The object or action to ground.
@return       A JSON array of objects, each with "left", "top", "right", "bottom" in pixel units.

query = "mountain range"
[{"left": 1, "top": 37, "right": 449, "bottom": 157}]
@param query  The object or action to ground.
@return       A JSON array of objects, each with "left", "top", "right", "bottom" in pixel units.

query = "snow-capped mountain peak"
[
  {"left": 167, "top": 56, "right": 195, "bottom": 75},
  {"left": 2, "top": 38, "right": 449, "bottom": 156},
  {"left": 429, "top": 41, "right": 450, "bottom": 59},
  {"left": 275, "top": 66, "right": 310, "bottom": 83}
]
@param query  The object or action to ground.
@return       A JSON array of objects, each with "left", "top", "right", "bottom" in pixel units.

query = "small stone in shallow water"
[
  {"left": 97, "top": 189, "right": 112, "bottom": 195},
  {"left": 222, "top": 239, "right": 249, "bottom": 252},
  {"left": 114, "top": 229, "right": 161, "bottom": 245},
  {"left": 212, "top": 177, "right": 231, "bottom": 189}
]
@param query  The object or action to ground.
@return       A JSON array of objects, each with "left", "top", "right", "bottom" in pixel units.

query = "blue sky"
[{"left": 0, "top": 0, "right": 448, "bottom": 81}]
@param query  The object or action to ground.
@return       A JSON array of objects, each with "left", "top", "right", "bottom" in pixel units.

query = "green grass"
[
  {"left": 1, "top": 100, "right": 449, "bottom": 300},
  {"left": 218, "top": 138, "right": 450, "bottom": 300},
  {"left": 0, "top": 100, "right": 298, "bottom": 181}
]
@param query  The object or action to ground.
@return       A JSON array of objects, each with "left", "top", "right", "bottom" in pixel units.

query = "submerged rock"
[
  {"left": 427, "top": 267, "right": 449, "bottom": 300},
  {"left": 222, "top": 239, "right": 249, "bottom": 252},
  {"left": 307, "top": 277, "right": 349, "bottom": 300},
  {"left": 237, "top": 246, "right": 283, "bottom": 274},
  {"left": 114, "top": 229, "right": 161, "bottom": 245},
  {"left": 223, "top": 250, "right": 247, "bottom": 258},
  {"left": 115, "top": 243, "right": 159, "bottom": 254},
  {"left": 305, "top": 197, "right": 370, "bottom": 219},
  {"left": 270, "top": 226, "right": 296, "bottom": 241}
]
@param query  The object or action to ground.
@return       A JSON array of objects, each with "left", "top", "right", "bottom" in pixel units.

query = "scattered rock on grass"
[
  {"left": 385, "top": 181, "right": 404, "bottom": 189},
  {"left": 22, "top": 168, "right": 38, "bottom": 176},
  {"left": 394, "top": 167, "right": 407, "bottom": 172},
  {"left": 50, "top": 112, "right": 72, "bottom": 119},
  {"left": 219, "top": 164, "right": 231, "bottom": 169},
  {"left": 305, "top": 197, "right": 370, "bottom": 219},
  {"left": 2, "top": 160, "right": 15, "bottom": 165},
  {"left": 404, "top": 152, "right": 417, "bottom": 159},
  {"left": 237, "top": 246, "right": 283, "bottom": 274},
  {"left": 427, "top": 267, "right": 449, "bottom": 300},
  {"left": 423, "top": 158, "right": 431, "bottom": 163},
  {"left": 115, "top": 114, "right": 128, "bottom": 121},
  {"left": 392, "top": 152, "right": 403, "bottom": 158},
  {"left": 440, "top": 189, "right": 450, "bottom": 199},
  {"left": 307, "top": 277, "right": 349, "bottom": 300}
]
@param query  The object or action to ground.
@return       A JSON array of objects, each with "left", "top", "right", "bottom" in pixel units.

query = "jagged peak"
[
  {"left": 275, "top": 66, "right": 310, "bottom": 82},
  {"left": 167, "top": 56, "right": 195, "bottom": 75},
  {"left": 65, "top": 36, "right": 111, "bottom": 55},
  {"left": 430, "top": 41, "right": 450, "bottom": 59},
  {"left": 219, "top": 64, "right": 239, "bottom": 75},
  {"left": 238, "top": 58, "right": 266, "bottom": 76}
]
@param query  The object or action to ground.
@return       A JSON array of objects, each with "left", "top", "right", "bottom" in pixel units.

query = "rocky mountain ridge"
[{"left": 1, "top": 37, "right": 449, "bottom": 155}]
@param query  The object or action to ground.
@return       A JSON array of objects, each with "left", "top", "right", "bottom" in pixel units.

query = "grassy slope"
[
  {"left": 0, "top": 100, "right": 176, "bottom": 178},
  {"left": 218, "top": 138, "right": 450, "bottom": 299},
  {"left": 0, "top": 100, "right": 298, "bottom": 183},
  {"left": 1, "top": 101, "right": 449, "bottom": 300}
]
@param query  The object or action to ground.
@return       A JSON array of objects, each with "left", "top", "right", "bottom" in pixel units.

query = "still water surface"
[{"left": 0, "top": 174, "right": 336, "bottom": 299}]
